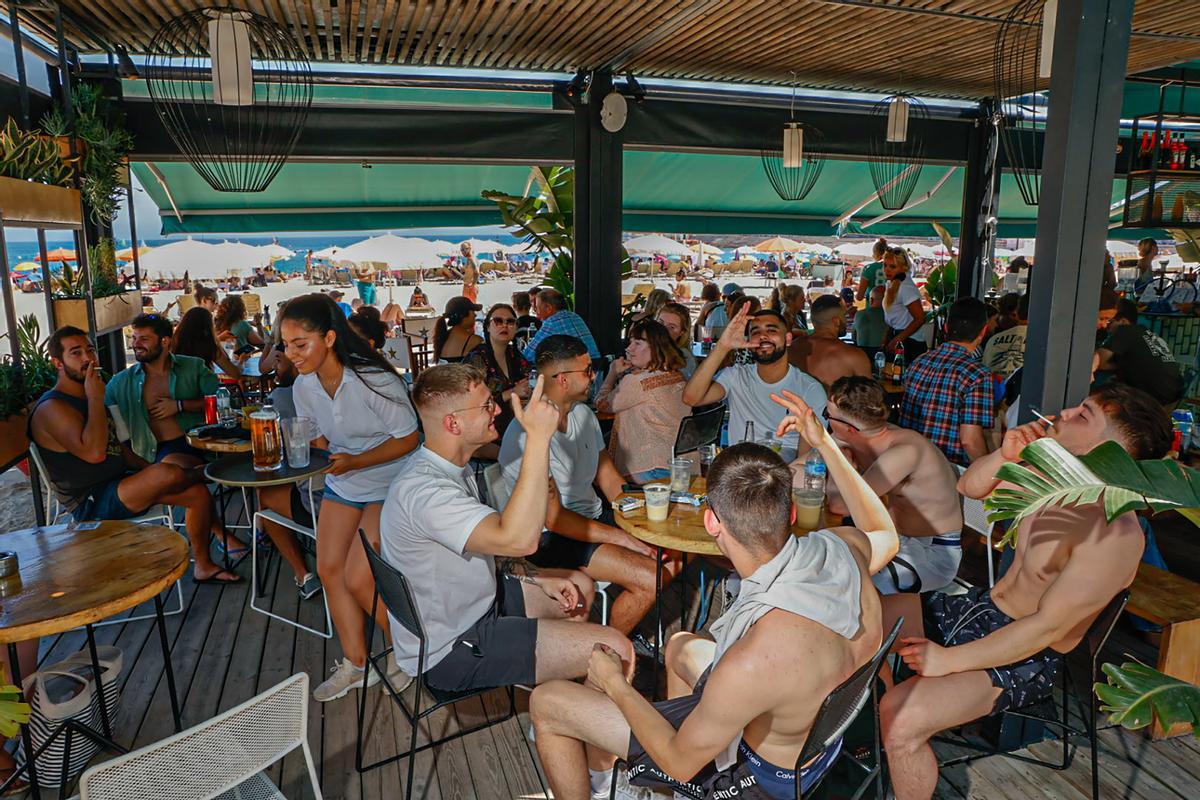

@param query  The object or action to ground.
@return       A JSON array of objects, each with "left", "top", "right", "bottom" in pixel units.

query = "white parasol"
[
  {"left": 624, "top": 234, "right": 693, "bottom": 257},
  {"left": 335, "top": 234, "right": 446, "bottom": 269}
]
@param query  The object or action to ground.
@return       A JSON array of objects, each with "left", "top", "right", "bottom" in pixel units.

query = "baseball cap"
[
  {"left": 721, "top": 282, "right": 742, "bottom": 296},
  {"left": 444, "top": 295, "right": 483, "bottom": 321},
  {"left": 329, "top": 289, "right": 345, "bottom": 299}
]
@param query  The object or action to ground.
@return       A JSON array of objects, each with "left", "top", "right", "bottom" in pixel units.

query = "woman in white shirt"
[
  {"left": 882, "top": 247, "right": 928, "bottom": 360},
  {"left": 280, "top": 294, "right": 420, "bottom": 702}
]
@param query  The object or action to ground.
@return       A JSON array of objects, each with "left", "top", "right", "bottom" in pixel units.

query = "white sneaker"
[
  {"left": 381, "top": 655, "right": 414, "bottom": 694},
  {"left": 313, "top": 658, "right": 378, "bottom": 702}
]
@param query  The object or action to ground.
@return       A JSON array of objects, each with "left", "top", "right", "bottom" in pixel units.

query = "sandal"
[
  {"left": 213, "top": 536, "right": 249, "bottom": 560},
  {"left": 194, "top": 568, "right": 242, "bottom": 585}
]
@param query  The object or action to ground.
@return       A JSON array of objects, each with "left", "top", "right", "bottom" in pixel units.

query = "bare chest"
[{"left": 142, "top": 372, "right": 171, "bottom": 402}]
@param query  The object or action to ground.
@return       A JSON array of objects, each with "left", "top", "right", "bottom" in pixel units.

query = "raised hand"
[
  {"left": 83, "top": 361, "right": 105, "bottom": 403},
  {"left": 511, "top": 374, "right": 559, "bottom": 440},
  {"left": 716, "top": 303, "right": 753, "bottom": 351},
  {"left": 1001, "top": 416, "right": 1053, "bottom": 462},
  {"left": 770, "top": 390, "right": 828, "bottom": 449}
]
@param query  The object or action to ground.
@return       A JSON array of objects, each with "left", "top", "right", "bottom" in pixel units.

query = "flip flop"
[
  {"left": 213, "top": 536, "right": 250, "bottom": 560},
  {"left": 193, "top": 569, "right": 242, "bottom": 585}
]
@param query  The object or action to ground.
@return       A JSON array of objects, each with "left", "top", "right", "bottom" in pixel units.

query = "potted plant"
[
  {"left": 986, "top": 437, "right": 1200, "bottom": 737},
  {"left": 0, "top": 315, "right": 58, "bottom": 468},
  {"left": 71, "top": 83, "right": 135, "bottom": 228},
  {"left": 0, "top": 117, "right": 80, "bottom": 226},
  {"left": 50, "top": 238, "right": 141, "bottom": 333},
  {"left": 37, "top": 106, "right": 83, "bottom": 160}
]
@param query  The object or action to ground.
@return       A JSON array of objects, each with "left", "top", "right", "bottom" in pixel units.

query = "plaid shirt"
[
  {"left": 522, "top": 310, "right": 601, "bottom": 361},
  {"left": 899, "top": 342, "right": 995, "bottom": 466}
]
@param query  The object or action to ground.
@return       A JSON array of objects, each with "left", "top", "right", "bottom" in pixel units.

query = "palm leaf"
[
  {"left": 0, "top": 665, "right": 30, "bottom": 739},
  {"left": 1095, "top": 662, "right": 1200, "bottom": 736}
]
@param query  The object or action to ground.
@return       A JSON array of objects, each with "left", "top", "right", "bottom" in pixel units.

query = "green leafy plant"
[
  {"left": 0, "top": 117, "right": 72, "bottom": 187},
  {"left": 0, "top": 315, "right": 57, "bottom": 419},
  {"left": 0, "top": 665, "right": 30, "bottom": 739},
  {"left": 72, "top": 83, "right": 135, "bottom": 226},
  {"left": 38, "top": 106, "right": 70, "bottom": 138},
  {"left": 51, "top": 238, "right": 124, "bottom": 299},
  {"left": 1095, "top": 661, "right": 1200, "bottom": 736}
]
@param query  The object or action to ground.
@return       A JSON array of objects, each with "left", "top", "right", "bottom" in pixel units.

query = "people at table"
[
  {"left": 695, "top": 282, "right": 723, "bottom": 339},
  {"left": 500, "top": 335, "right": 671, "bottom": 636},
  {"left": 31, "top": 326, "right": 241, "bottom": 583},
  {"left": 657, "top": 301, "right": 697, "bottom": 378},
  {"left": 596, "top": 319, "right": 690, "bottom": 481},
  {"left": 768, "top": 283, "right": 807, "bottom": 333},
  {"left": 215, "top": 295, "right": 265, "bottom": 354},
  {"left": 822, "top": 377, "right": 963, "bottom": 594},
  {"left": 530, "top": 395, "right": 899, "bottom": 800},
  {"left": 882, "top": 247, "right": 927, "bottom": 361},
  {"left": 1094, "top": 298, "right": 1183, "bottom": 407},
  {"left": 899, "top": 298, "right": 994, "bottom": 467},
  {"left": 884, "top": 383, "right": 1170, "bottom": 800},
  {"left": 433, "top": 296, "right": 484, "bottom": 363},
  {"left": 683, "top": 305, "right": 827, "bottom": 462},
  {"left": 465, "top": 303, "right": 532, "bottom": 445},
  {"left": 276, "top": 293, "right": 420, "bottom": 702},
  {"left": 523, "top": 288, "right": 602, "bottom": 362},
  {"left": 787, "top": 295, "right": 871, "bottom": 390},
  {"left": 855, "top": 237, "right": 889, "bottom": 300},
  {"left": 171, "top": 306, "right": 242, "bottom": 380},
  {"left": 630, "top": 288, "right": 671, "bottom": 326},
  {"left": 700, "top": 283, "right": 740, "bottom": 342},
  {"left": 382, "top": 364, "right": 633, "bottom": 692},
  {"left": 105, "top": 313, "right": 217, "bottom": 469},
  {"left": 854, "top": 285, "right": 887, "bottom": 362},
  {"left": 982, "top": 293, "right": 1028, "bottom": 379}
]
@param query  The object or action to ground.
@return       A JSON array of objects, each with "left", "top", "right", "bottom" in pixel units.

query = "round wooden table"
[
  {"left": 187, "top": 426, "right": 253, "bottom": 454},
  {"left": 0, "top": 522, "right": 188, "bottom": 796}
]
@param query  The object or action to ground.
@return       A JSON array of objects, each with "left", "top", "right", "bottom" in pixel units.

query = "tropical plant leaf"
[
  {"left": 1095, "top": 662, "right": 1200, "bottom": 736},
  {"left": 0, "top": 665, "right": 30, "bottom": 739}
]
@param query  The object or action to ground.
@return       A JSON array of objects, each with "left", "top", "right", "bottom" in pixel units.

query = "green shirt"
[
  {"left": 860, "top": 261, "right": 887, "bottom": 290},
  {"left": 105, "top": 354, "right": 219, "bottom": 463},
  {"left": 853, "top": 306, "right": 887, "bottom": 348},
  {"left": 230, "top": 319, "right": 254, "bottom": 350}
]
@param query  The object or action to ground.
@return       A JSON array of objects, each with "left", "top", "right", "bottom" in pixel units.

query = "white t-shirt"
[
  {"left": 499, "top": 403, "right": 604, "bottom": 520},
  {"left": 883, "top": 277, "right": 923, "bottom": 330},
  {"left": 292, "top": 365, "right": 418, "bottom": 501},
  {"left": 715, "top": 364, "right": 827, "bottom": 462},
  {"left": 982, "top": 324, "right": 1027, "bottom": 377},
  {"left": 380, "top": 446, "right": 497, "bottom": 674}
]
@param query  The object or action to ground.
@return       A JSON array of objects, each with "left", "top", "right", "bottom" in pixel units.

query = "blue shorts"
[
  {"left": 323, "top": 486, "right": 385, "bottom": 510},
  {"left": 72, "top": 477, "right": 138, "bottom": 522},
  {"left": 155, "top": 436, "right": 205, "bottom": 462}
]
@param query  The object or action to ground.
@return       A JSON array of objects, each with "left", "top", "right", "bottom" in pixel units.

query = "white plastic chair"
[
  {"left": 955, "top": 465, "right": 996, "bottom": 587},
  {"left": 251, "top": 478, "right": 332, "bottom": 638},
  {"left": 481, "top": 463, "right": 611, "bottom": 625},
  {"left": 75, "top": 673, "right": 321, "bottom": 800},
  {"left": 28, "top": 441, "right": 184, "bottom": 626}
]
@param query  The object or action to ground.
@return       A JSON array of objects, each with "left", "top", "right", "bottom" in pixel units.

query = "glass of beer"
[
  {"left": 282, "top": 417, "right": 313, "bottom": 469},
  {"left": 792, "top": 489, "right": 824, "bottom": 531},
  {"left": 644, "top": 484, "right": 671, "bottom": 522},
  {"left": 698, "top": 444, "right": 717, "bottom": 478},
  {"left": 250, "top": 407, "right": 283, "bottom": 472}
]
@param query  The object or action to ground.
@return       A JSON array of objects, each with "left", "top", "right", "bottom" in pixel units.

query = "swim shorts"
[{"left": 871, "top": 532, "right": 962, "bottom": 594}]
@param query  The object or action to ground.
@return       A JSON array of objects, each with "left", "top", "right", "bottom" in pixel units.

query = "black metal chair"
[
  {"left": 673, "top": 403, "right": 726, "bottom": 457},
  {"left": 353, "top": 530, "right": 518, "bottom": 796},
  {"left": 935, "top": 590, "right": 1129, "bottom": 800},
  {"left": 613, "top": 618, "right": 902, "bottom": 800}
]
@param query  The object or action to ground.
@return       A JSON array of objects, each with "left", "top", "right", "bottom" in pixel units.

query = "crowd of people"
[{"left": 9, "top": 239, "right": 1186, "bottom": 799}]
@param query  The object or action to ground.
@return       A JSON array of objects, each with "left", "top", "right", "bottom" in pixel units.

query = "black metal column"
[
  {"left": 573, "top": 70, "right": 623, "bottom": 357},
  {"left": 1021, "top": 0, "right": 1134, "bottom": 419},
  {"left": 956, "top": 102, "right": 1001, "bottom": 300}
]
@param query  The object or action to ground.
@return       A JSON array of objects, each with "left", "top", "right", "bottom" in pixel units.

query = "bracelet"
[{"left": 176, "top": 400, "right": 184, "bottom": 413}]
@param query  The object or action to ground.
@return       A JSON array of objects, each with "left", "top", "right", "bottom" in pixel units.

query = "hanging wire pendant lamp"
[
  {"left": 868, "top": 91, "right": 929, "bottom": 209},
  {"left": 994, "top": 0, "right": 1057, "bottom": 206},
  {"left": 761, "top": 77, "right": 825, "bottom": 201},
  {"left": 146, "top": 7, "right": 313, "bottom": 193}
]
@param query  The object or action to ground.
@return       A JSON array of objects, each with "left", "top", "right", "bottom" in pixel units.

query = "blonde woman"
[
  {"left": 882, "top": 247, "right": 927, "bottom": 360},
  {"left": 769, "top": 283, "right": 808, "bottom": 332},
  {"left": 657, "top": 301, "right": 697, "bottom": 378},
  {"left": 631, "top": 288, "right": 672, "bottom": 324}
]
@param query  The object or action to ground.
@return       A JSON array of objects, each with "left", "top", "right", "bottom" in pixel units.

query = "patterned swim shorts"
[{"left": 922, "top": 586, "right": 1062, "bottom": 714}]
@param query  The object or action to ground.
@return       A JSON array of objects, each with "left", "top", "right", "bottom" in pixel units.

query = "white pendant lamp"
[
  {"left": 209, "top": 10, "right": 254, "bottom": 106},
  {"left": 886, "top": 95, "right": 911, "bottom": 143}
]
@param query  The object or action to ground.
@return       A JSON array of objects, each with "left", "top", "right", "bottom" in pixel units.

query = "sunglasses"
[
  {"left": 490, "top": 317, "right": 518, "bottom": 326},
  {"left": 553, "top": 365, "right": 596, "bottom": 379},
  {"left": 450, "top": 397, "right": 498, "bottom": 416},
  {"left": 822, "top": 407, "right": 860, "bottom": 432}
]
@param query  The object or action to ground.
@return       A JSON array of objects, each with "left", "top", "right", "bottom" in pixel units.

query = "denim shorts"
[
  {"left": 72, "top": 477, "right": 138, "bottom": 522},
  {"left": 322, "top": 486, "right": 385, "bottom": 510}
]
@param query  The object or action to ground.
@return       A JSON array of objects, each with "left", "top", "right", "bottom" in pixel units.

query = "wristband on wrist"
[{"left": 176, "top": 400, "right": 184, "bottom": 413}]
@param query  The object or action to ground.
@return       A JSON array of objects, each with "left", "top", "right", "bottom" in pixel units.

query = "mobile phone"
[{"left": 234, "top": 344, "right": 258, "bottom": 356}]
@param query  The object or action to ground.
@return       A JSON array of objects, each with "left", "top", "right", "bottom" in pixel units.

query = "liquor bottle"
[{"left": 891, "top": 351, "right": 905, "bottom": 388}]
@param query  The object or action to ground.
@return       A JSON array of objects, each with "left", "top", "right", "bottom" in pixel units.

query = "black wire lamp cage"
[
  {"left": 994, "top": 0, "right": 1056, "bottom": 206},
  {"left": 867, "top": 92, "right": 929, "bottom": 210},
  {"left": 145, "top": 6, "right": 313, "bottom": 193},
  {"left": 761, "top": 75, "right": 826, "bottom": 201}
]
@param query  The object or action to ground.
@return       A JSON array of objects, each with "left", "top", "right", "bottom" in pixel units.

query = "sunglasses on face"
[
  {"left": 491, "top": 317, "right": 518, "bottom": 326},
  {"left": 822, "top": 407, "right": 860, "bottom": 432},
  {"left": 450, "top": 397, "right": 498, "bottom": 416},
  {"left": 553, "top": 365, "right": 596, "bottom": 379}
]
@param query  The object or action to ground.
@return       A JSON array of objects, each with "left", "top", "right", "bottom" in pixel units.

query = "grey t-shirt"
[
  {"left": 380, "top": 446, "right": 497, "bottom": 674},
  {"left": 499, "top": 403, "right": 604, "bottom": 520},
  {"left": 715, "top": 364, "right": 828, "bottom": 461}
]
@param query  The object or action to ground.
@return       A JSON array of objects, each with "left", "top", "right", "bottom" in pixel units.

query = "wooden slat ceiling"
[{"left": 8, "top": 0, "right": 1200, "bottom": 99}]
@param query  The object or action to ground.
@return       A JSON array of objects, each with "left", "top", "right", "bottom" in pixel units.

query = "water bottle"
[
  {"left": 719, "top": 411, "right": 730, "bottom": 448},
  {"left": 804, "top": 449, "right": 827, "bottom": 495},
  {"left": 215, "top": 386, "right": 236, "bottom": 428},
  {"left": 891, "top": 350, "right": 905, "bottom": 387},
  {"left": 873, "top": 350, "right": 886, "bottom": 377},
  {"left": 743, "top": 420, "right": 756, "bottom": 445}
]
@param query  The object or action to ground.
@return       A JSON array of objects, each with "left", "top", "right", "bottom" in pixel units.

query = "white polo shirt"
[
  {"left": 498, "top": 403, "right": 604, "bottom": 520},
  {"left": 292, "top": 365, "right": 418, "bottom": 502},
  {"left": 883, "top": 276, "right": 923, "bottom": 330},
  {"left": 380, "top": 446, "right": 498, "bottom": 674}
]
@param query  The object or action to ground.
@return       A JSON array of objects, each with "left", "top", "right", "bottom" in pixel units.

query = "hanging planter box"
[
  {"left": 0, "top": 176, "right": 82, "bottom": 227},
  {"left": 0, "top": 404, "right": 33, "bottom": 471},
  {"left": 52, "top": 289, "right": 142, "bottom": 335}
]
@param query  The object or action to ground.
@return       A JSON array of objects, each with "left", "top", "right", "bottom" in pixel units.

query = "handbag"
[{"left": 16, "top": 646, "right": 123, "bottom": 787}]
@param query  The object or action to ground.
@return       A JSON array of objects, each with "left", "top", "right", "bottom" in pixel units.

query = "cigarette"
[{"left": 1030, "top": 408, "right": 1055, "bottom": 428}]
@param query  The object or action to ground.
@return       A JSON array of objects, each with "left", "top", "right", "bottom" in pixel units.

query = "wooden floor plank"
[
  {"left": 279, "top": 570, "right": 328, "bottom": 800},
  {"left": 259, "top": 555, "right": 303, "bottom": 791},
  {"left": 478, "top": 689, "right": 546, "bottom": 799},
  {"left": 1097, "top": 727, "right": 1200, "bottom": 796},
  {"left": 456, "top": 694, "right": 515, "bottom": 800}
]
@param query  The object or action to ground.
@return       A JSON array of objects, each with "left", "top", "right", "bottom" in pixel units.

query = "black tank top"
[{"left": 30, "top": 389, "right": 126, "bottom": 506}]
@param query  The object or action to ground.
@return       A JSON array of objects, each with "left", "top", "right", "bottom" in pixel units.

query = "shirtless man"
[
  {"left": 823, "top": 376, "right": 963, "bottom": 594},
  {"left": 530, "top": 391, "right": 899, "bottom": 800},
  {"left": 105, "top": 313, "right": 215, "bottom": 469},
  {"left": 787, "top": 295, "right": 872, "bottom": 389},
  {"left": 31, "top": 326, "right": 239, "bottom": 583},
  {"left": 880, "top": 382, "right": 1172, "bottom": 800}
]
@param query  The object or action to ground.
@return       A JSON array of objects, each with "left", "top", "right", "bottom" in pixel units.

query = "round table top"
[
  {"left": 615, "top": 476, "right": 839, "bottom": 556},
  {"left": 204, "top": 449, "right": 331, "bottom": 488},
  {"left": 0, "top": 522, "right": 188, "bottom": 643},
  {"left": 187, "top": 427, "right": 253, "bottom": 453}
]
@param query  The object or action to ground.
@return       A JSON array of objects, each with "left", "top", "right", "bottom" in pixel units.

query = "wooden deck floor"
[{"left": 26, "top": 535, "right": 1200, "bottom": 800}]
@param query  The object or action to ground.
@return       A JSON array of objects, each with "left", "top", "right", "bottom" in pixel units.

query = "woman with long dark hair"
[
  {"left": 277, "top": 293, "right": 420, "bottom": 702},
  {"left": 433, "top": 295, "right": 483, "bottom": 363},
  {"left": 171, "top": 306, "right": 241, "bottom": 379},
  {"left": 215, "top": 294, "right": 265, "bottom": 352},
  {"left": 465, "top": 303, "right": 531, "bottom": 441}
]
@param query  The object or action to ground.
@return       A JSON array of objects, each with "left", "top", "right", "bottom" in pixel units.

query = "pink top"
[{"left": 597, "top": 369, "right": 690, "bottom": 477}]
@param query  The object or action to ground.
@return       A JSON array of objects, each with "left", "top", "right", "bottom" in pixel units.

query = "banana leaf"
[
  {"left": 985, "top": 438, "right": 1200, "bottom": 547},
  {"left": 1095, "top": 662, "right": 1200, "bottom": 737},
  {"left": 0, "top": 665, "right": 30, "bottom": 739}
]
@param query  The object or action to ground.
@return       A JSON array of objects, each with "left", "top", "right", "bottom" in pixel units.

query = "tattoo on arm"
[{"left": 498, "top": 559, "right": 537, "bottom": 579}]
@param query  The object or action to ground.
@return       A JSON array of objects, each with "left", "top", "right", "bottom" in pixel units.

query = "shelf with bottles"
[{"left": 1123, "top": 112, "right": 1200, "bottom": 230}]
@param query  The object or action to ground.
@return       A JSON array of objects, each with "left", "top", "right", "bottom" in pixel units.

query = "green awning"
[{"left": 135, "top": 150, "right": 1149, "bottom": 240}]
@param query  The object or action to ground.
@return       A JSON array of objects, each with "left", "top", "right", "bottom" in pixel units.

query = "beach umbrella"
[
  {"left": 754, "top": 236, "right": 804, "bottom": 253},
  {"left": 12, "top": 261, "right": 41, "bottom": 273},
  {"left": 833, "top": 241, "right": 878, "bottom": 259},
  {"left": 932, "top": 244, "right": 957, "bottom": 258},
  {"left": 429, "top": 240, "right": 458, "bottom": 256},
  {"left": 624, "top": 234, "right": 692, "bottom": 257},
  {"left": 458, "top": 238, "right": 509, "bottom": 256},
  {"left": 139, "top": 238, "right": 224, "bottom": 277},
  {"left": 312, "top": 245, "right": 343, "bottom": 260},
  {"left": 688, "top": 242, "right": 724, "bottom": 258},
  {"left": 1012, "top": 242, "right": 1037, "bottom": 258},
  {"left": 1106, "top": 240, "right": 1139, "bottom": 257},
  {"left": 336, "top": 233, "right": 445, "bottom": 269},
  {"left": 115, "top": 244, "right": 154, "bottom": 261},
  {"left": 39, "top": 247, "right": 76, "bottom": 263},
  {"left": 258, "top": 243, "right": 295, "bottom": 260},
  {"left": 795, "top": 241, "right": 833, "bottom": 256},
  {"left": 211, "top": 241, "right": 273, "bottom": 270}
]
